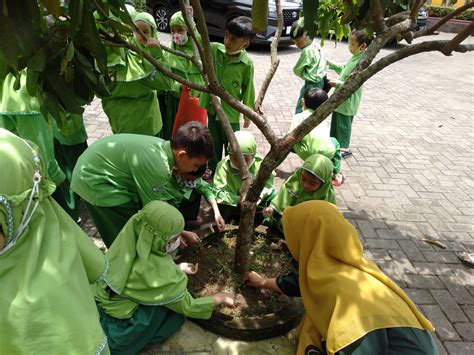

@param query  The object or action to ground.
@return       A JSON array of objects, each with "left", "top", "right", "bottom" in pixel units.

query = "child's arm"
[
  {"left": 327, "top": 59, "right": 345, "bottom": 74},
  {"left": 244, "top": 271, "right": 282, "bottom": 293},
  {"left": 259, "top": 171, "right": 276, "bottom": 203},
  {"left": 245, "top": 271, "right": 301, "bottom": 297},
  {"left": 293, "top": 49, "right": 309, "bottom": 80},
  {"left": 241, "top": 62, "right": 255, "bottom": 127},
  {"left": 165, "top": 290, "right": 234, "bottom": 319},
  {"left": 208, "top": 198, "right": 226, "bottom": 232}
]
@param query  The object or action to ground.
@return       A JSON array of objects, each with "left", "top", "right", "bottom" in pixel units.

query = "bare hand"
[
  {"left": 181, "top": 230, "right": 200, "bottom": 245},
  {"left": 146, "top": 38, "right": 160, "bottom": 48},
  {"left": 262, "top": 207, "right": 274, "bottom": 218},
  {"left": 214, "top": 214, "right": 226, "bottom": 232},
  {"left": 179, "top": 262, "right": 199, "bottom": 275},
  {"left": 244, "top": 271, "right": 266, "bottom": 288},
  {"left": 213, "top": 292, "right": 234, "bottom": 307},
  {"left": 243, "top": 120, "right": 251, "bottom": 128}
]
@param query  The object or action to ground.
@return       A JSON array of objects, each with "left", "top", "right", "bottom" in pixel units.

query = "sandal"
[
  {"left": 457, "top": 252, "right": 474, "bottom": 268},
  {"left": 341, "top": 150, "right": 353, "bottom": 158},
  {"left": 332, "top": 173, "right": 345, "bottom": 186}
]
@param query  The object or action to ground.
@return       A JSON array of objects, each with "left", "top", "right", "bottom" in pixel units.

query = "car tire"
[{"left": 153, "top": 3, "right": 171, "bottom": 32}]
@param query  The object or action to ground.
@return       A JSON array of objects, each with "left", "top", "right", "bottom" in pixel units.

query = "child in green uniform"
[
  {"left": 102, "top": 12, "right": 178, "bottom": 136},
  {"left": 71, "top": 122, "right": 214, "bottom": 247},
  {"left": 290, "top": 88, "right": 344, "bottom": 186},
  {"left": 0, "top": 129, "right": 109, "bottom": 354},
  {"left": 160, "top": 11, "right": 205, "bottom": 140},
  {"left": 262, "top": 154, "right": 336, "bottom": 231},
  {"left": 290, "top": 18, "right": 327, "bottom": 114},
  {"left": 328, "top": 30, "right": 372, "bottom": 157},
  {"left": 51, "top": 113, "right": 89, "bottom": 222},
  {"left": 199, "top": 16, "right": 255, "bottom": 172},
  {"left": 213, "top": 131, "right": 276, "bottom": 223},
  {"left": 0, "top": 71, "right": 65, "bottom": 186},
  {"left": 94, "top": 200, "right": 234, "bottom": 354},
  {"left": 158, "top": 163, "right": 226, "bottom": 232}
]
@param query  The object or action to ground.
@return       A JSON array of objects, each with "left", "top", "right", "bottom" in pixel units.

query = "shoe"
[
  {"left": 457, "top": 252, "right": 474, "bottom": 268},
  {"left": 332, "top": 173, "right": 345, "bottom": 186},
  {"left": 341, "top": 150, "right": 353, "bottom": 158}
]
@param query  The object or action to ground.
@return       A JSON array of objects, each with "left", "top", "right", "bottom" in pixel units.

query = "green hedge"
[{"left": 426, "top": 5, "right": 474, "bottom": 21}]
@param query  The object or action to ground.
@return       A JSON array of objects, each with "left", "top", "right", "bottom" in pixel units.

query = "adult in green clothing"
[
  {"left": 159, "top": 11, "right": 205, "bottom": 140},
  {"left": 71, "top": 121, "right": 214, "bottom": 247},
  {"left": 0, "top": 70, "right": 65, "bottom": 186},
  {"left": 157, "top": 164, "right": 226, "bottom": 232},
  {"left": 213, "top": 131, "right": 276, "bottom": 223},
  {"left": 198, "top": 16, "right": 255, "bottom": 172},
  {"left": 328, "top": 30, "right": 372, "bottom": 156},
  {"left": 290, "top": 88, "right": 344, "bottom": 186},
  {"left": 290, "top": 18, "right": 327, "bottom": 114},
  {"left": 51, "top": 113, "right": 88, "bottom": 222},
  {"left": 262, "top": 154, "right": 336, "bottom": 231},
  {"left": 101, "top": 12, "right": 179, "bottom": 136},
  {"left": 0, "top": 129, "right": 109, "bottom": 354},
  {"left": 93, "top": 200, "right": 234, "bottom": 354}
]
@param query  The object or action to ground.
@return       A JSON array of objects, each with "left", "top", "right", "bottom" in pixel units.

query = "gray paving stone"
[
  {"left": 444, "top": 342, "right": 474, "bottom": 355},
  {"left": 404, "top": 274, "right": 445, "bottom": 290},
  {"left": 413, "top": 262, "right": 456, "bottom": 276},
  {"left": 439, "top": 275, "right": 474, "bottom": 305},
  {"left": 461, "top": 306, "right": 474, "bottom": 323},
  {"left": 420, "top": 305, "right": 460, "bottom": 341},
  {"left": 422, "top": 251, "right": 462, "bottom": 264},
  {"left": 403, "top": 289, "right": 436, "bottom": 305},
  {"left": 430, "top": 290, "right": 468, "bottom": 323},
  {"left": 387, "top": 250, "right": 417, "bottom": 274},
  {"left": 364, "top": 238, "right": 400, "bottom": 250},
  {"left": 453, "top": 323, "right": 474, "bottom": 341}
]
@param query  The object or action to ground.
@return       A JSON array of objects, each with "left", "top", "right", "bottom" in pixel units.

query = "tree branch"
[
  {"left": 385, "top": 11, "right": 410, "bottom": 27},
  {"left": 410, "top": 0, "right": 427, "bottom": 19},
  {"left": 179, "top": 0, "right": 204, "bottom": 71},
  {"left": 442, "top": 21, "right": 474, "bottom": 55},
  {"left": 413, "top": 2, "right": 474, "bottom": 39},
  {"left": 254, "top": 0, "right": 283, "bottom": 112},
  {"left": 370, "top": 0, "right": 388, "bottom": 33},
  {"left": 160, "top": 43, "right": 203, "bottom": 72}
]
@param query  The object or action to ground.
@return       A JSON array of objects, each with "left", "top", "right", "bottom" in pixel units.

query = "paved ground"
[{"left": 83, "top": 31, "right": 474, "bottom": 354}]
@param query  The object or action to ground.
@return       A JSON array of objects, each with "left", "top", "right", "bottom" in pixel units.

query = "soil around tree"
[{"left": 178, "top": 227, "right": 304, "bottom": 340}]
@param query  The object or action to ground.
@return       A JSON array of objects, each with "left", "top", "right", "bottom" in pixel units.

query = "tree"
[{"left": 1, "top": 0, "right": 473, "bottom": 274}]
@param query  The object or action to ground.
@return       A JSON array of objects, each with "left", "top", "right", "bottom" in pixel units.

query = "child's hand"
[
  {"left": 184, "top": 5, "right": 193, "bottom": 17},
  {"left": 262, "top": 206, "right": 274, "bottom": 218},
  {"left": 214, "top": 214, "right": 226, "bottom": 232},
  {"left": 244, "top": 271, "right": 266, "bottom": 288},
  {"left": 243, "top": 119, "right": 251, "bottom": 128},
  {"left": 213, "top": 292, "right": 235, "bottom": 307},
  {"left": 181, "top": 230, "right": 200, "bottom": 245},
  {"left": 179, "top": 262, "right": 199, "bottom": 275},
  {"left": 146, "top": 38, "right": 160, "bottom": 48}
]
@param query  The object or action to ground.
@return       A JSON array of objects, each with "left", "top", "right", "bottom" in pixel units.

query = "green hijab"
[
  {"left": 271, "top": 154, "right": 336, "bottom": 214},
  {"left": 227, "top": 130, "right": 257, "bottom": 156},
  {"left": 0, "top": 129, "right": 108, "bottom": 354},
  {"left": 170, "top": 11, "right": 187, "bottom": 27},
  {"left": 96, "top": 201, "right": 188, "bottom": 319}
]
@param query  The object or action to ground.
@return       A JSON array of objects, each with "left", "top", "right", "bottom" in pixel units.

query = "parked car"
[{"left": 146, "top": 0, "right": 303, "bottom": 45}]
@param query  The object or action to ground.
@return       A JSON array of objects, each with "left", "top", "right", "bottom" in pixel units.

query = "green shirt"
[
  {"left": 213, "top": 154, "right": 275, "bottom": 206},
  {"left": 0, "top": 71, "right": 40, "bottom": 114},
  {"left": 51, "top": 113, "right": 88, "bottom": 146},
  {"left": 329, "top": 52, "right": 363, "bottom": 116},
  {"left": 290, "top": 109, "right": 335, "bottom": 161},
  {"left": 199, "top": 42, "right": 255, "bottom": 123},
  {"left": 293, "top": 43, "right": 327, "bottom": 83},
  {"left": 156, "top": 176, "right": 216, "bottom": 208},
  {"left": 71, "top": 134, "right": 175, "bottom": 207}
]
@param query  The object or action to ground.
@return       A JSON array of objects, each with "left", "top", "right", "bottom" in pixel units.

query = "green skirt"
[{"left": 98, "top": 305, "right": 185, "bottom": 355}]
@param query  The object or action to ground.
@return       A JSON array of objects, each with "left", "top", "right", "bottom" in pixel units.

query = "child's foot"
[
  {"left": 185, "top": 216, "right": 203, "bottom": 229},
  {"left": 458, "top": 252, "right": 474, "bottom": 268},
  {"left": 341, "top": 149, "right": 353, "bottom": 158},
  {"left": 332, "top": 173, "right": 345, "bottom": 186}
]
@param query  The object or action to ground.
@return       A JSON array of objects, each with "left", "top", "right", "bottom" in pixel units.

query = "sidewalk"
[{"left": 82, "top": 32, "right": 474, "bottom": 354}]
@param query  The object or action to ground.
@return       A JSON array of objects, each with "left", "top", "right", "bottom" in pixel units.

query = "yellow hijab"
[{"left": 282, "top": 201, "right": 434, "bottom": 355}]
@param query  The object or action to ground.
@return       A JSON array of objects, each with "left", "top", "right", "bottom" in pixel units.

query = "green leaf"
[
  {"left": 66, "top": 41, "right": 75, "bottom": 61},
  {"left": 26, "top": 68, "right": 40, "bottom": 96},
  {"left": 28, "top": 48, "right": 47, "bottom": 71},
  {"left": 64, "top": 65, "right": 74, "bottom": 82},
  {"left": 13, "top": 74, "right": 20, "bottom": 90}
]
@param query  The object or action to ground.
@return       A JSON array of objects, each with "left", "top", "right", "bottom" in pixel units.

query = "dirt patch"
[{"left": 181, "top": 230, "right": 296, "bottom": 318}]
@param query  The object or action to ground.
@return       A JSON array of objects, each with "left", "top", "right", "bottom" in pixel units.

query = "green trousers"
[
  {"left": 330, "top": 111, "right": 353, "bottom": 149},
  {"left": 207, "top": 113, "right": 240, "bottom": 172},
  {"left": 52, "top": 140, "right": 88, "bottom": 221},
  {"left": 98, "top": 305, "right": 185, "bottom": 355},
  {"left": 331, "top": 137, "right": 342, "bottom": 174},
  {"left": 158, "top": 93, "right": 179, "bottom": 141},
  {"left": 84, "top": 200, "right": 142, "bottom": 248},
  {"left": 336, "top": 327, "right": 438, "bottom": 355},
  {"left": 295, "top": 80, "right": 324, "bottom": 114}
]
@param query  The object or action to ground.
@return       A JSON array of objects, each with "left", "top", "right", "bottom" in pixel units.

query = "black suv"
[{"left": 146, "top": 0, "right": 303, "bottom": 45}]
